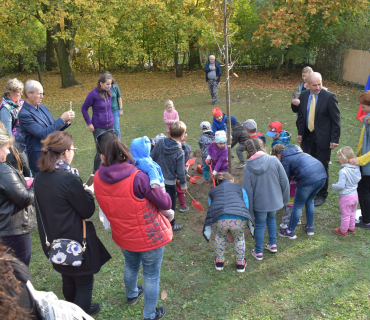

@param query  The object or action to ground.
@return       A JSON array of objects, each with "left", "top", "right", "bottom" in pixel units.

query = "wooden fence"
[{"left": 342, "top": 49, "right": 370, "bottom": 85}]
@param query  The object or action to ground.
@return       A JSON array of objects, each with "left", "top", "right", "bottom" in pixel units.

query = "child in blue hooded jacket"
[
  {"left": 266, "top": 121, "right": 291, "bottom": 148},
  {"left": 130, "top": 136, "right": 174, "bottom": 222}
]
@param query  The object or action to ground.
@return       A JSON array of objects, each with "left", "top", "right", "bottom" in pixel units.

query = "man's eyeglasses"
[{"left": 95, "top": 129, "right": 118, "bottom": 154}]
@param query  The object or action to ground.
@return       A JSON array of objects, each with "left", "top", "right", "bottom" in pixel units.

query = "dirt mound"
[{"left": 184, "top": 151, "right": 249, "bottom": 240}]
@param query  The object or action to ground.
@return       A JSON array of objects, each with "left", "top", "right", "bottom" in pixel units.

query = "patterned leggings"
[
  {"left": 212, "top": 219, "right": 247, "bottom": 264},
  {"left": 208, "top": 80, "right": 219, "bottom": 104}
]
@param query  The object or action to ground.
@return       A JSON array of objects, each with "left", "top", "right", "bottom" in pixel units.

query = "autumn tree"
[
  {"left": 253, "top": 0, "right": 368, "bottom": 78},
  {"left": 3, "top": 0, "right": 117, "bottom": 88}
]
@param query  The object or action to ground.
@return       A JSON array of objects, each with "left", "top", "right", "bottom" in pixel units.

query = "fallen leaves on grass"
[{"left": 161, "top": 290, "right": 167, "bottom": 300}]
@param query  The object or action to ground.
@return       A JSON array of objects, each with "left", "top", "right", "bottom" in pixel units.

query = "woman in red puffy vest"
[{"left": 94, "top": 131, "right": 172, "bottom": 320}]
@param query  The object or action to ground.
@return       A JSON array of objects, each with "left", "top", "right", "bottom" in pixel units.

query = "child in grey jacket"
[
  {"left": 243, "top": 138, "right": 289, "bottom": 261},
  {"left": 332, "top": 146, "right": 361, "bottom": 236}
]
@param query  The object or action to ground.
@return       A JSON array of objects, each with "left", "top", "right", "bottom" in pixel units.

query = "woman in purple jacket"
[{"left": 81, "top": 72, "right": 114, "bottom": 173}]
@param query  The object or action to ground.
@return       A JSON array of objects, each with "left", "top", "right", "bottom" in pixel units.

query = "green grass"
[{"left": 29, "top": 77, "right": 370, "bottom": 320}]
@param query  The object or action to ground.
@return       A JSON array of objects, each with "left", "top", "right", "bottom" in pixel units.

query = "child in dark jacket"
[
  {"left": 242, "top": 119, "right": 266, "bottom": 146},
  {"left": 272, "top": 144, "right": 327, "bottom": 239},
  {"left": 230, "top": 115, "right": 248, "bottom": 168},
  {"left": 198, "top": 121, "right": 215, "bottom": 181},
  {"left": 266, "top": 121, "right": 291, "bottom": 148},
  {"left": 212, "top": 107, "right": 227, "bottom": 133},
  {"left": 151, "top": 121, "right": 187, "bottom": 231},
  {"left": 206, "top": 131, "right": 228, "bottom": 176},
  {"left": 203, "top": 173, "right": 254, "bottom": 272},
  {"left": 176, "top": 133, "right": 191, "bottom": 212}
]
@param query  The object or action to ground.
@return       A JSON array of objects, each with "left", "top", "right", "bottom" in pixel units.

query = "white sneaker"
[
  {"left": 280, "top": 223, "right": 288, "bottom": 229},
  {"left": 297, "top": 220, "right": 302, "bottom": 225}
]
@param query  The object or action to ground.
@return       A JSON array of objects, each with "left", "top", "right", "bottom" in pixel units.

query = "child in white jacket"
[{"left": 332, "top": 146, "right": 361, "bottom": 236}]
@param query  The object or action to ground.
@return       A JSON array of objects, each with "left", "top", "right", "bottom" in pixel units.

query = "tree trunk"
[
  {"left": 272, "top": 52, "right": 284, "bottom": 79},
  {"left": 45, "top": 29, "right": 57, "bottom": 71},
  {"left": 224, "top": 0, "right": 231, "bottom": 173},
  {"left": 188, "top": 35, "right": 201, "bottom": 70},
  {"left": 283, "top": 55, "right": 290, "bottom": 76},
  {"left": 53, "top": 23, "right": 79, "bottom": 88}
]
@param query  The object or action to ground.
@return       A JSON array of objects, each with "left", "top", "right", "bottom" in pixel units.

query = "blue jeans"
[
  {"left": 254, "top": 211, "right": 276, "bottom": 254},
  {"left": 288, "top": 178, "right": 326, "bottom": 231},
  {"left": 112, "top": 110, "right": 121, "bottom": 138},
  {"left": 121, "top": 246, "right": 164, "bottom": 319}
]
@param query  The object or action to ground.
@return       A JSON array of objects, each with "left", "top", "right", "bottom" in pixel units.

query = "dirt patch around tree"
[{"left": 182, "top": 150, "right": 251, "bottom": 242}]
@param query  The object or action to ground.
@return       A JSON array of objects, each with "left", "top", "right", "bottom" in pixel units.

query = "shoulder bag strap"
[
  {"left": 34, "top": 194, "right": 50, "bottom": 248},
  {"left": 82, "top": 219, "right": 87, "bottom": 252}
]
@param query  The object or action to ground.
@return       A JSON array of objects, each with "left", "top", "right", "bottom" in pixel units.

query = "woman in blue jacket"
[
  {"left": 272, "top": 144, "right": 327, "bottom": 239},
  {"left": 204, "top": 55, "right": 222, "bottom": 105}
]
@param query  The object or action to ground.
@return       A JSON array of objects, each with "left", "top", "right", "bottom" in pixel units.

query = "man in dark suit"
[
  {"left": 292, "top": 72, "right": 341, "bottom": 206},
  {"left": 19, "top": 80, "right": 75, "bottom": 175}
]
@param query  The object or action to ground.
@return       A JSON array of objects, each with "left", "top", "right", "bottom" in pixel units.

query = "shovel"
[
  {"left": 186, "top": 174, "right": 206, "bottom": 185},
  {"left": 185, "top": 158, "right": 196, "bottom": 167},
  {"left": 205, "top": 159, "right": 216, "bottom": 187},
  {"left": 186, "top": 190, "right": 204, "bottom": 211}
]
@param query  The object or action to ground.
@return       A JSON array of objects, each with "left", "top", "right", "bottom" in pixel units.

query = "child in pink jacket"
[{"left": 163, "top": 100, "right": 179, "bottom": 137}]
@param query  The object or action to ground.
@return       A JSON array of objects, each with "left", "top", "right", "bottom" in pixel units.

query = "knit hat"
[
  {"left": 212, "top": 107, "right": 222, "bottom": 119},
  {"left": 215, "top": 130, "right": 227, "bottom": 143},
  {"left": 266, "top": 121, "right": 283, "bottom": 137},
  {"left": 230, "top": 115, "right": 237, "bottom": 126},
  {"left": 242, "top": 119, "right": 257, "bottom": 132},
  {"left": 199, "top": 121, "right": 211, "bottom": 130}
]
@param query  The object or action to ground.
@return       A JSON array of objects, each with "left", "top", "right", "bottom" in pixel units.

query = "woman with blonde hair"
[
  {"left": 0, "top": 127, "right": 35, "bottom": 267},
  {"left": 0, "top": 79, "right": 30, "bottom": 177}
]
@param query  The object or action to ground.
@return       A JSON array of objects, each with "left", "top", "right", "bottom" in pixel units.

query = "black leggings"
[
  {"left": 62, "top": 274, "right": 94, "bottom": 313},
  {"left": 1, "top": 233, "right": 32, "bottom": 267},
  {"left": 358, "top": 175, "right": 370, "bottom": 223}
]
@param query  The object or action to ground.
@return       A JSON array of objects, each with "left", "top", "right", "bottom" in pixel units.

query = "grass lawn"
[{"left": 6, "top": 70, "right": 370, "bottom": 319}]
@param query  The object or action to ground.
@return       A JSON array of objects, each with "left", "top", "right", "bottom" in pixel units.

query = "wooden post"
[{"left": 224, "top": 0, "right": 231, "bottom": 173}]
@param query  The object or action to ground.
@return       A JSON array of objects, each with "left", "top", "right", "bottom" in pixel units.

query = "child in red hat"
[
  {"left": 211, "top": 107, "right": 227, "bottom": 133},
  {"left": 266, "top": 121, "right": 291, "bottom": 148}
]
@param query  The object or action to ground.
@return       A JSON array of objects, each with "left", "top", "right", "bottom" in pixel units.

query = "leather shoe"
[{"left": 314, "top": 196, "right": 326, "bottom": 207}]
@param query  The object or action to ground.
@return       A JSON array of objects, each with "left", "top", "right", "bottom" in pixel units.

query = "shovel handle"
[{"left": 186, "top": 190, "right": 196, "bottom": 201}]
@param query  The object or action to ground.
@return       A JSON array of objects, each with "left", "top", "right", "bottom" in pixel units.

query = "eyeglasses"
[
  {"left": 95, "top": 129, "right": 118, "bottom": 154},
  {"left": 69, "top": 147, "right": 77, "bottom": 153}
]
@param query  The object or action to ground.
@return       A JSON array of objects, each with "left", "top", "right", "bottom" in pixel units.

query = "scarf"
[{"left": 54, "top": 159, "right": 79, "bottom": 177}]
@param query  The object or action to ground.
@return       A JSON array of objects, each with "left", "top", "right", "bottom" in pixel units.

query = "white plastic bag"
[
  {"left": 99, "top": 206, "right": 111, "bottom": 229},
  {"left": 26, "top": 281, "right": 94, "bottom": 320}
]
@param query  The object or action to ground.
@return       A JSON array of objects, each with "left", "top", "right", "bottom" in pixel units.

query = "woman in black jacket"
[
  {"left": 34, "top": 131, "right": 111, "bottom": 316},
  {"left": 0, "top": 127, "right": 35, "bottom": 267}
]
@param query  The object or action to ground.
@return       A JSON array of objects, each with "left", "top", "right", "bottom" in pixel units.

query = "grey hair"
[
  {"left": 209, "top": 55, "right": 215, "bottom": 59},
  {"left": 24, "top": 80, "right": 43, "bottom": 97}
]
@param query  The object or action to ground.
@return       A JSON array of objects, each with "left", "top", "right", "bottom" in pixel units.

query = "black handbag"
[{"left": 35, "top": 196, "right": 86, "bottom": 267}]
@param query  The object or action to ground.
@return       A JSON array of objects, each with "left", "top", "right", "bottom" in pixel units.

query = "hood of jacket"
[
  {"left": 159, "top": 137, "right": 182, "bottom": 155},
  {"left": 130, "top": 136, "right": 151, "bottom": 161},
  {"left": 340, "top": 163, "right": 362, "bottom": 185},
  {"left": 98, "top": 162, "right": 136, "bottom": 184},
  {"left": 281, "top": 144, "right": 301, "bottom": 157},
  {"left": 278, "top": 130, "right": 291, "bottom": 139},
  {"left": 246, "top": 153, "right": 270, "bottom": 175}
]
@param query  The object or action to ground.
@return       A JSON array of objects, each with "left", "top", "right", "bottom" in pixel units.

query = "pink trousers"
[{"left": 339, "top": 193, "right": 358, "bottom": 232}]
